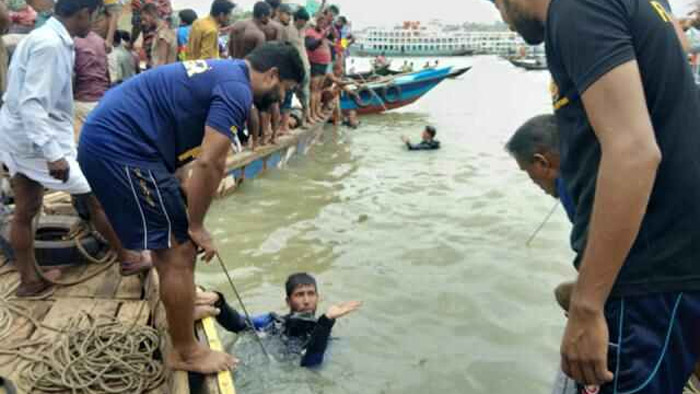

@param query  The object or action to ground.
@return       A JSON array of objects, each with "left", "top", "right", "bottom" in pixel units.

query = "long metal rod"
[
  {"left": 526, "top": 201, "right": 560, "bottom": 247},
  {"left": 215, "top": 253, "right": 271, "bottom": 359}
]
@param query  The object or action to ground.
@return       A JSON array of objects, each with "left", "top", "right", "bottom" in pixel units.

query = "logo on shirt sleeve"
[
  {"left": 650, "top": 1, "right": 671, "bottom": 23},
  {"left": 550, "top": 80, "right": 570, "bottom": 110},
  {"left": 182, "top": 60, "right": 212, "bottom": 78}
]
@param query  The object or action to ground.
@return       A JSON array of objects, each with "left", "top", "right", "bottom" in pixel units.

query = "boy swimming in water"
[
  {"left": 196, "top": 272, "right": 361, "bottom": 368},
  {"left": 401, "top": 125, "right": 440, "bottom": 151}
]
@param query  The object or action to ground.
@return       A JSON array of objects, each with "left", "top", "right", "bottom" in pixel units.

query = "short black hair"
[
  {"left": 425, "top": 125, "right": 436, "bottom": 138},
  {"left": 253, "top": 1, "right": 271, "bottom": 19},
  {"left": 142, "top": 2, "right": 158, "bottom": 16},
  {"left": 265, "top": 0, "right": 280, "bottom": 10},
  {"left": 113, "top": 29, "right": 122, "bottom": 46},
  {"left": 506, "top": 114, "right": 559, "bottom": 162},
  {"left": 294, "top": 7, "right": 309, "bottom": 21},
  {"left": 210, "top": 0, "right": 235, "bottom": 17},
  {"left": 246, "top": 42, "right": 305, "bottom": 83},
  {"left": 179, "top": 8, "right": 198, "bottom": 25},
  {"left": 119, "top": 30, "right": 131, "bottom": 44},
  {"left": 285, "top": 273, "right": 317, "bottom": 297},
  {"left": 278, "top": 3, "right": 292, "bottom": 14},
  {"left": 54, "top": 0, "right": 102, "bottom": 18},
  {"left": 327, "top": 5, "right": 339, "bottom": 15}
]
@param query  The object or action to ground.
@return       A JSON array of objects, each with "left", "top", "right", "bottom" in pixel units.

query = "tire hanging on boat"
[
  {"left": 31, "top": 216, "right": 102, "bottom": 267},
  {"left": 382, "top": 84, "right": 402, "bottom": 104},
  {"left": 352, "top": 87, "right": 374, "bottom": 108}
]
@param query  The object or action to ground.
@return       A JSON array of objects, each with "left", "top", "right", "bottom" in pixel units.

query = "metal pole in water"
[
  {"left": 526, "top": 201, "right": 560, "bottom": 247},
  {"left": 215, "top": 253, "right": 271, "bottom": 360}
]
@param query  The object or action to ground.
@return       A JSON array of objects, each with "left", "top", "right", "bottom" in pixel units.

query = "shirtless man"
[
  {"left": 262, "top": 0, "right": 284, "bottom": 41},
  {"left": 259, "top": 0, "right": 284, "bottom": 145},
  {"left": 228, "top": 2, "right": 271, "bottom": 151}
]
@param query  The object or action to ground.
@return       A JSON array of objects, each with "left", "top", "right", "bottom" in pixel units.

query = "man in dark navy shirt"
[
  {"left": 77, "top": 42, "right": 305, "bottom": 375},
  {"left": 493, "top": 0, "right": 700, "bottom": 392},
  {"left": 196, "top": 273, "right": 361, "bottom": 368}
]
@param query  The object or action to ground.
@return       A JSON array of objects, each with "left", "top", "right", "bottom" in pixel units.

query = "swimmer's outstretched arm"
[{"left": 301, "top": 301, "right": 362, "bottom": 368}]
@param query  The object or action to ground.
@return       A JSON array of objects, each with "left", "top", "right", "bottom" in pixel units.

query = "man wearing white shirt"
[{"left": 0, "top": 0, "right": 149, "bottom": 298}]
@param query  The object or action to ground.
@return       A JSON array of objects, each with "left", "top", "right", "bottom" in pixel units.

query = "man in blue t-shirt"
[
  {"left": 77, "top": 42, "right": 305, "bottom": 374},
  {"left": 493, "top": 0, "right": 700, "bottom": 392}
]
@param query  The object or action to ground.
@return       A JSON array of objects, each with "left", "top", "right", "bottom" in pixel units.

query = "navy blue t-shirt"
[
  {"left": 80, "top": 59, "right": 252, "bottom": 171},
  {"left": 546, "top": 0, "right": 700, "bottom": 296}
]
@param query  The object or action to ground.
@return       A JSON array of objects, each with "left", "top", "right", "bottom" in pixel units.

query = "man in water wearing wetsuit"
[
  {"left": 197, "top": 272, "right": 361, "bottom": 367},
  {"left": 401, "top": 126, "right": 440, "bottom": 151}
]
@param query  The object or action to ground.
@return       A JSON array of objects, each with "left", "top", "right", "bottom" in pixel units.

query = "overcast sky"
[{"left": 172, "top": 0, "right": 504, "bottom": 28}]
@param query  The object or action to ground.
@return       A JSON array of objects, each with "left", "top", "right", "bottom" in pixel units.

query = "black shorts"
[
  {"left": 78, "top": 145, "right": 189, "bottom": 251},
  {"left": 310, "top": 63, "right": 329, "bottom": 77}
]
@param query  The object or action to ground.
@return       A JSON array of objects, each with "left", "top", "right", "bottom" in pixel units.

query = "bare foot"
[
  {"left": 167, "top": 344, "right": 238, "bottom": 373},
  {"left": 120, "top": 251, "right": 153, "bottom": 276},
  {"left": 194, "top": 305, "right": 220, "bottom": 321}
]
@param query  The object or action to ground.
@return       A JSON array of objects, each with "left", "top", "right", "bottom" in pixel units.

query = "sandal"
[{"left": 15, "top": 269, "right": 61, "bottom": 299}]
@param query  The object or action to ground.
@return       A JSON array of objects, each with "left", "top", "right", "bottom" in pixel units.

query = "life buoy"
[
  {"left": 382, "top": 84, "right": 402, "bottom": 104},
  {"left": 352, "top": 87, "right": 374, "bottom": 108}
]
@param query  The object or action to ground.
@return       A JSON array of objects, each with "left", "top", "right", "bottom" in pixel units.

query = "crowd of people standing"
[{"left": 0, "top": 0, "right": 356, "bottom": 148}]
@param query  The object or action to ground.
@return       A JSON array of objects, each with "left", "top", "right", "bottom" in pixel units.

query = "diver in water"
[
  {"left": 401, "top": 125, "right": 440, "bottom": 151},
  {"left": 197, "top": 272, "right": 361, "bottom": 368}
]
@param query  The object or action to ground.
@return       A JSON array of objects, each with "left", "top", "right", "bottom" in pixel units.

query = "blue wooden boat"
[{"left": 340, "top": 66, "right": 471, "bottom": 115}]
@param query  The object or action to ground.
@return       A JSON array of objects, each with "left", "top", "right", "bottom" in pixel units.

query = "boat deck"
[{"left": 0, "top": 260, "right": 188, "bottom": 393}]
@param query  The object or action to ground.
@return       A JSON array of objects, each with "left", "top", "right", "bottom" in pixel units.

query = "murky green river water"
[{"left": 198, "top": 56, "right": 576, "bottom": 393}]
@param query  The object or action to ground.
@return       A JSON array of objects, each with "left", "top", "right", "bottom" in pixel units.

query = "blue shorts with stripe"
[
  {"left": 583, "top": 292, "right": 700, "bottom": 394},
  {"left": 77, "top": 147, "right": 190, "bottom": 251}
]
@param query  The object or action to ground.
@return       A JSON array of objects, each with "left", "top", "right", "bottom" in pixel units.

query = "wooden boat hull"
[{"left": 340, "top": 66, "right": 471, "bottom": 115}]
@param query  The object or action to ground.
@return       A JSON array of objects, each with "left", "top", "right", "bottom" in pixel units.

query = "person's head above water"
[
  {"left": 253, "top": 1, "right": 272, "bottom": 25},
  {"left": 506, "top": 114, "right": 560, "bottom": 197},
  {"left": 423, "top": 125, "right": 437, "bottom": 142},
  {"left": 285, "top": 273, "right": 318, "bottom": 314},
  {"left": 246, "top": 42, "right": 305, "bottom": 109},
  {"left": 54, "top": 0, "right": 103, "bottom": 38}
]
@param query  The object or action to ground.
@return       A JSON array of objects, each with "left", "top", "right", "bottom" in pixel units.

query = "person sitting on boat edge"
[
  {"left": 401, "top": 126, "right": 440, "bottom": 150},
  {"left": 196, "top": 272, "right": 362, "bottom": 368}
]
